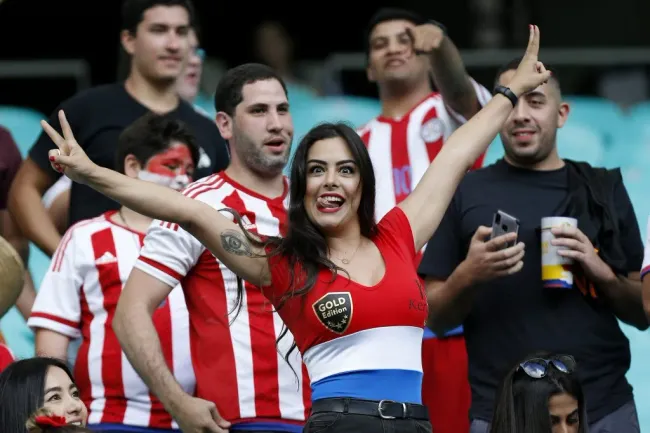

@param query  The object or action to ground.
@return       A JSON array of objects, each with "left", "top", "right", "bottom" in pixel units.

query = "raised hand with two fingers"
[
  {"left": 41, "top": 110, "right": 97, "bottom": 184},
  {"left": 508, "top": 25, "right": 552, "bottom": 97}
]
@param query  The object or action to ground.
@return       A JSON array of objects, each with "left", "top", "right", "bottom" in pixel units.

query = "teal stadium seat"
[
  {"left": 627, "top": 101, "right": 650, "bottom": 143},
  {"left": 0, "top": 105, "right": 47, "bottom": 157},
  {"left": 563, "top": 96, "right": 626, "bottom": 144},
  {"left": 288, "top": 96, "right": 381, "bottom": 174}
]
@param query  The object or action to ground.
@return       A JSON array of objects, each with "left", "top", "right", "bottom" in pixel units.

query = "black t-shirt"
[
  {"left": 29, "top": 83, "right": 230, "bottom": 226},
  {"left": 418, "top": 159, "right": 643, "bottom": 423}
]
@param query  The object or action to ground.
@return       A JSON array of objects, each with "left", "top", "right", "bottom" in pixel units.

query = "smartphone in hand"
[{"left": 490, "top": 210, "right": 520, "bottom": 248}]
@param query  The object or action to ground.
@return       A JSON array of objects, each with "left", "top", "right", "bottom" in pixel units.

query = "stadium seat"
[
  {"left": 626, "top": 101, "right": 650, "bottom": 144},
  {"left": 288, "top": 96, "right": 382, "bottom": 174},
  {"left": 0, "top": 105, "right": 47, "bottom": 157},
  {"left": 563, "top": 96, "right": 626, "bottom": 144}
]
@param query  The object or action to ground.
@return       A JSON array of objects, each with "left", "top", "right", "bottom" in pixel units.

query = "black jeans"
[{"left": 303, "top": 411, "right": 432, "bottom": 433}]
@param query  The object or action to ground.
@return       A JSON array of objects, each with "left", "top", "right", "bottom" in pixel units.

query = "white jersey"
[
  {"left": 134, "top": 172, "right": 309, "bottom": 431},
  {"left": 28, "top": 212, "right": 194, "bottom": 429},
  {"left": 358, "top": 78, "right": 492, "bottom": 221}
]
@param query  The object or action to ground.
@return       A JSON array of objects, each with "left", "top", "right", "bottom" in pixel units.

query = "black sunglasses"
[{"left": 517, "top": 355, "right": 576, "bottom": 379}]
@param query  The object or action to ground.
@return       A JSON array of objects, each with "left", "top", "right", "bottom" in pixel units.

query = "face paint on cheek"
[
  {"left": 137, "top": 170, "right": 191, "bottom": 190},
  {"left": 145, "top": 145, "right": 194, "bottom": 177}
]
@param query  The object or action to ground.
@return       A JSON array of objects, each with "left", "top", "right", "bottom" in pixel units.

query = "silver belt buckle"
[{"left": 378, "top": 400, "right": 407, "bottom": 419}]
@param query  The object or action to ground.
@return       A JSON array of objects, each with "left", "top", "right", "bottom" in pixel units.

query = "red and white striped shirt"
[
  {"left": 134, "top": 172, "right": 310, "bottom": 432},
  {"left": 28, "top": 212, "right": 194, "bottom": 430},
  {"left": 358, "top": 79, "right": 493, "bottom": 222}
]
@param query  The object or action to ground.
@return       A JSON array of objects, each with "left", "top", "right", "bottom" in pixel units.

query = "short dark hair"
[
  {"left": 214, "top": 63, "right": 288, "bottom": 117},
  {"left": 0, "top": 357, "right": 75, "bottom": 433},
  {"left": 121, "top": 0, "right": 196, "bottom": 34},
  {"left": 494, "top": 57, "right": 561, "bottom": 94},
  {"left": 115, "top": 113, "right": 200, "bottom": 174},
  {"left": 364, "top": 8, "right": 427, "bottom": 55}
]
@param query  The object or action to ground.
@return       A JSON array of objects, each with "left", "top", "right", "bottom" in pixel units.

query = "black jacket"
[{"left": 553, "top": 159, "right": 628, "bottom": 276}]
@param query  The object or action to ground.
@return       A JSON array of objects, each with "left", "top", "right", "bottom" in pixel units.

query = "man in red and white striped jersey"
[
  {"left": 113, "top": 63, "right": 309, "bottom": 433},
  {"left": 28, "top": 113, "right": 199, "bottom": 432},
  {"left": 358, "top": 8, "right": 492, "bottom": 433}
]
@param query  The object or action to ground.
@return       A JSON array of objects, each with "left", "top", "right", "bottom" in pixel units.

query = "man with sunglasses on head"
[
  {"left": 358, "top": 8, "right": 492, "bottom": 433},
  {"left": 419, "top": 58, "right": 646, "bottom": 433}
]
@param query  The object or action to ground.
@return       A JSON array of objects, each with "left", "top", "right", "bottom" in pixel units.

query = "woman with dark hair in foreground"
[
  {"left": 490, "top": 354, "right": 587, "bottom": 433},
  {"left": 0, "top": 357, "right": 88, "bottom": 433},
  {"left": 42, "top": 26, "right": 550, "bottom": 433}
]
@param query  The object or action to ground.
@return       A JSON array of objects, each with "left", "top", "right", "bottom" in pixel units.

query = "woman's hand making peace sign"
[{"left": 42, "top": 110, "right": 97, "bottom": 184}]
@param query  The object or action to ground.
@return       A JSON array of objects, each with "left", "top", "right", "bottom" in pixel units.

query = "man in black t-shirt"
[
  {"left": 8, "top": 0, "right": 229, "bottom": 257},
  {"left": 418, "top": 59, "right": 646, "bottom": 433}
]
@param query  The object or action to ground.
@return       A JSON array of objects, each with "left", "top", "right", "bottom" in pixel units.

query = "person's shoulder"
[
  {"left": 180, "top": 173, "right": 229, "bottom": 200},
  {"left": 64, "top": 212, "right": 113, "bottom": 240},
  {"left": 176, "top": 100, "right": 217, "bottom": 128},
  {"left": 565, "top": 159, "right": 623, "bottom": 187},
  {"left": 57, "top": 83, "right": 126, "bottom": 117},
  {"left": 67, "top": 83, "right": 124, "bottom": 105},
  {"left": 461, "top": 162, "right": 502, "bottom": 185}
]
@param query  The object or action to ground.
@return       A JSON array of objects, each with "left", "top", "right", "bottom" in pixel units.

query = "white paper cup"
[{"left": 541, "top": 217, "right": 578, "bottom": 289}]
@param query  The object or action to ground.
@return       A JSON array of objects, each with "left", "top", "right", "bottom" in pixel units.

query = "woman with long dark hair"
[
  {"left": 490, "top": 353, "right": 587, "bottom": 433},
  {"left": 0, "top": 357, "right": 88, "bottom": 433},
  {"left": 42, "top": 26, "right": 549, "bottom": 433}
]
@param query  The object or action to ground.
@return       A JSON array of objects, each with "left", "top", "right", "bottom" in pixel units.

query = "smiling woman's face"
[{"left": 42, "top": 366, "right": 88, "bottom": 426}]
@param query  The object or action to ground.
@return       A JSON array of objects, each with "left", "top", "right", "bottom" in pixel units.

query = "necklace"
[
  {"left": 118, "top": 209, "right": 142, "bottom": 249},
  {"left": 331, "top": 240, "right": 362, "bottom": 265}
]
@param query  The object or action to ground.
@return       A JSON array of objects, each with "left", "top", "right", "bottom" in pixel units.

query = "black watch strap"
[{"left": 493, "top": 85, "right": 518, "bottom": 107}]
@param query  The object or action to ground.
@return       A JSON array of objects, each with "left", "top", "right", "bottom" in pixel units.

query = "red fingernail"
[{"left": 49, "top": 156, "right": 55, "bottom": 161}]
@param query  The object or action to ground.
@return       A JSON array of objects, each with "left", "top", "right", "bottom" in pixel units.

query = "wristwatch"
[{"left": 493, "top": 85, "right": 518, "bottom": 107}]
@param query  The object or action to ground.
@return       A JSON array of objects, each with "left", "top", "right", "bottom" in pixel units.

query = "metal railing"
[
  {"left": 318, "top": 47, "right": 650, "bottom": 86},
  {"left": 0, "top": 59, "right": 91, "bottom": 92}
]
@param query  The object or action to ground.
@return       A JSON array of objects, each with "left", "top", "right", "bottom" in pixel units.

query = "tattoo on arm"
[{"left": 221, "top": 229, "right": 253, "bottom": 256}]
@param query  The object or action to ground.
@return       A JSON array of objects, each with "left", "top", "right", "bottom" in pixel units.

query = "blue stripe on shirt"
[{"left": 311, "top": 369, "right": 422, "bottom": 404}]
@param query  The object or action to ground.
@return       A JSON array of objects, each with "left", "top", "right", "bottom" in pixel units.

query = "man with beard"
[
  {"left": 112, "top": 63, "right": 310, "bottom": 433},
  {"left": 419, "top": 58, "right": 646, "bottom": 433}
]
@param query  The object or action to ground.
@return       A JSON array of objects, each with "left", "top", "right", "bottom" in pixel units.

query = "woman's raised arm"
[
  {"left": 43, "top": 111, "right": 273, "bottom": 287},
  {"left": 399, "top": 25, "right": 551, "bottom": 251}
]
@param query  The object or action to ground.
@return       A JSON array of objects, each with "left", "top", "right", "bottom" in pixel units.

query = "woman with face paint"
[
  {"left": 0, "top": 357, "right": 88, "bottom": 433},
  {"left": 27, "top": 113, "right": 199, "bottom": 433},
  {"left": 43, "top": 26, "right": 550, "bottom": 433}
]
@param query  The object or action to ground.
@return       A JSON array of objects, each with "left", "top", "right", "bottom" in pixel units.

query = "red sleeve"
[
  {"left": 0, "top": 127, "right": 23, "bottom": 210},
  {"left": 0, "top": 344, "right": 15, "bottom": 373},
  {"left": 262, "top": 246, "right": 297, "bottom": 305},
  {"left": 376, "top": 206, "right": 417, "bottom": 261}
]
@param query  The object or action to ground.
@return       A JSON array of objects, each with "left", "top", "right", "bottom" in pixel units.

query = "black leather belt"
[{"left": 311, "top": 398, "right": 430, "bottom": 420}]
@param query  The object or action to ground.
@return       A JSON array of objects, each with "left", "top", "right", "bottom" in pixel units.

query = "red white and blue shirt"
[{"left": 265, "top": 207, "right": 427, "bottom": 403}]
